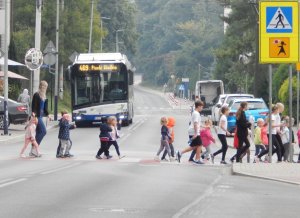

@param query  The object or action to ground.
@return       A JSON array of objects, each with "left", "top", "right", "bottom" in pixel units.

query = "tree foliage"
[{"left": 135, "top": 0, "right": 224, "bottom": 88}]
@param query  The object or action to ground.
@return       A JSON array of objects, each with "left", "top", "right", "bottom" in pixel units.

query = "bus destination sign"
[{"left": 78, "top": 64, "right": 120, "bottom": 72}]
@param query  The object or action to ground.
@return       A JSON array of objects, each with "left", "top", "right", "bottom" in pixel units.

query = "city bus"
[{"left": 69, "top": 53, "right": 134, "bottom": 127}]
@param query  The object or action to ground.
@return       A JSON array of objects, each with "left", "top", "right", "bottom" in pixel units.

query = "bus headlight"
[
  {"left": 119, "top": 115, "right": 125, "bottom": 119},
  {"left": 75, "top": 116, "right": 82, "bottom": 120}
]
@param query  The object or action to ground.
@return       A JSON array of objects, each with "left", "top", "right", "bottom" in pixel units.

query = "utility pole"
[
  {"left": 116, "top": 29, "right": 124, "bottom": 52},
  {"left": 33, "top": 0, "right": 42, "bottom": 92},
  {"left": 88, "top": 0, "right": 94, "bottom": 53},
  {"left": 54, "top": 0, "right": 60, "bottom": 120},
  {"left": 3, "top": 0, "right": 9, "bottom": 135},
  {"left": 100, "top": 17, "right": 110, "bottom": 52}
]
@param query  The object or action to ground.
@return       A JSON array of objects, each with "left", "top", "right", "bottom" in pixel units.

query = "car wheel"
[{"left": 0, "top": 114, "right": 10, "bottom": 129}]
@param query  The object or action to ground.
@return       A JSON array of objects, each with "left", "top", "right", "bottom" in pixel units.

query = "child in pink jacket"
[
  {"left": 20, "top": 116, "right": 41, "bottom": 158},
  {"left": 200, "top": 119, "right": 215, "bottom": 162}
]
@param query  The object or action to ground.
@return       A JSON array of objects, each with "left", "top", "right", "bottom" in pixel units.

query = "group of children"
[
  {"left": 20, "top": 111, "right": 124, "bottom": 160},
  {"left": 155, "top": 101, "right": 300, "bottom": 164}
]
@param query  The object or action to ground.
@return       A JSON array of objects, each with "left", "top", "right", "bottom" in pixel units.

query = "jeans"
[
  {"left": 57, "top": 139, "right": 73, "bottom": 156},
  {"left": 202, "top": 145, "right": 212, "bottom": 159},
  {"left": 36, "top": 117, "right": 47, "bottom": 145},
  {"left": 255, "top": 144, "right": 266, "bottom": 156},
  {"left": 108, "top": 141, "right": 121, "bottom": 156},
  {"left": 59, "top": 139, "right": 72, "bottom": 156},
  {"left": 162, "top": 143, "right": 175, "bottom": 159},
  {"left": 157, "top": 139, "right": 171, "bottom": 157},
  {"left": 213, "top": 134, "right": 228, "bottom": 161}
]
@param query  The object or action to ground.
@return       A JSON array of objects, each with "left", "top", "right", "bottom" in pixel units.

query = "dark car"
[{"left": 0, "top": 96, "right": 29, "bottom": 129}]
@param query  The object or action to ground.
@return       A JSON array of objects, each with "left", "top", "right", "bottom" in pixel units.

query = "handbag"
[{"left": 233, "top": 128, "right": 239, "bottom": 149}]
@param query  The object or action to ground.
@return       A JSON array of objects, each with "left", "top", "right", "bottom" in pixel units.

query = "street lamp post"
[
  {"left": 88, "top": 0, "right": 94, "bottom": 53},
  {"left": 100, "top": 17, "right": 110, "bottom": 52},
  {"left": 116, "top": 29, "right": 124, "bottom": 52}
]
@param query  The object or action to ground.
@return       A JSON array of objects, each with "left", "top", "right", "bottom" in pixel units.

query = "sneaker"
[
  {"left": 36, "top": 154, "right": 42, "bottom": 158},
  {"left": 154, "top": 155, "right": 160, "bottom": 161},
  {"left": 211, "top": 154, "right": 215, "bottom": 164},
  {"left": 201, "top": 154, "right": 205, "bottom": 159},
  {"left": 193, "top": 160, "right": 204, "bottom": 165},
  {"left": 106, "top": 155, "right": 113, "bottom": 159},
  {"left": 220, "top": 160, "right": 228, "bottom": 164},
  {"left": 176, "top": 151, "right": 182, "bottom": 163},
  {"left": 29, "top": 152, "right": 38, "bottom": 157},
  {"left": 161, "top": 158, "right": 169, "bottom": 162},
  {"left": 95, "top": 155, "right": 102, "bottom": 159},
  {"left": 169, "top": 157, "right": 175, "bottom": 162},
  {"left": 64, "top": 154, "right": 74, "bottom": 158},
  {"left": 20, "top": 154, "right": 26, "bottom": 158},
  {"left": 119, "top": 155, "right": 125, "bottom": 159}
]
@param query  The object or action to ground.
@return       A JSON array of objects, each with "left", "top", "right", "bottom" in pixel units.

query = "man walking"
[{"left": 177, "top": 100, "right": 204, "bottom": 164}]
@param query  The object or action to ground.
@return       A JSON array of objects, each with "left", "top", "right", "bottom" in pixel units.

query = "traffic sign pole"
[{"left": 268, "top": 64, "right": 273, "bottom": 163}]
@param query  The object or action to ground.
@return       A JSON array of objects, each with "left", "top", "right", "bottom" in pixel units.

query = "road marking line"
[
  {"left": 172, "top": 175, "right": 222, "bottom": 218},
  {"left": 0, "top": 178, "right": 27, "bottom": 188},
  {"left": 0, "top": 178, "right": 14, "bottom": 184},
  {"left": 40, "top": 162, "right": 82, "bottom": 175}
]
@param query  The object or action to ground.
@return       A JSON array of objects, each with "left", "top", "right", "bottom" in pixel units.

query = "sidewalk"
[
  {"left": 0, "top": 116, "right": 59, "bottom": 145},
  {"left": 232, "top": 163, "right": 300, "bottom": 185}
]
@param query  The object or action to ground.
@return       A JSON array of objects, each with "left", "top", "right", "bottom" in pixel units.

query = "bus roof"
[
  {"left": 196, "top": 80, "right": 223, "bottom": 84},
  {"left": 73, "top": 53, "right": 134, "bottom": 71}
]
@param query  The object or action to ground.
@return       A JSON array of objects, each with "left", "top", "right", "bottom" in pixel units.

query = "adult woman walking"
[
  {"left": 30, "top": 81, "right": 49, "bottom": 156},
  {"left": 235, "top": 102, "right": 251, "bottom": 162}
]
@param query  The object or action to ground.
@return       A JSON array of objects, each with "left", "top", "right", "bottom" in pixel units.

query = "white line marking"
[
  {"left": 0, "top": 178, "right": 27, "bottom": 188},
  {"left": 0, "top": 178, "right": 14, "bottom": 184},
  {"left": 172, "top": 175, "right": 222, "bottom": 218},
  {"left": 40, "top": 162, "right": 81, "bottom": 175}
]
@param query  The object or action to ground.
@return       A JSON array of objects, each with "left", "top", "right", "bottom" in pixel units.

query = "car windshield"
[
  {"left": 230, "top": 101, "right": 267, "bottom": 110},
  {"left": 226, "top": 96, "right": 253, "bottom": 104}
]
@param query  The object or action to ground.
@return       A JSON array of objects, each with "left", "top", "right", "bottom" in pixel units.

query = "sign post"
[{"left": 259, "top": 1, "right": 299, "bottom": 163}]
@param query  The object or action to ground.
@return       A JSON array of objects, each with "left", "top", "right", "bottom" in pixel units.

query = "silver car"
[{"left": 0, "top": 96, "right": 29, "bottom": 129}]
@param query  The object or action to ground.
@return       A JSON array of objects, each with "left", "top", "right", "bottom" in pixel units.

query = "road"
[{"left": 0, "top": 85, "right": 299, "bottom": 218}]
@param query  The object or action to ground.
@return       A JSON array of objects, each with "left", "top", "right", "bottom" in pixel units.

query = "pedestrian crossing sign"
[
  {"left": 266, "top": 7, "right": 293, "bottom": 33},
  {"left": 259, "top": 1, "right": 299, "bottom": 63}
]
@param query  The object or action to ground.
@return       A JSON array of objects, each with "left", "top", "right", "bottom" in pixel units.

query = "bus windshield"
[{"left": 72, "top": 64, "right": 128, "bottom": 108}]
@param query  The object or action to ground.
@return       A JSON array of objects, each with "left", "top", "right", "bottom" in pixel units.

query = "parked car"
[
  {"left": 0, "top": 96, "right": 29, "bottom": 129},
  {"left": 227, "top": 98, "right": 269, "bottom": 132},
  {"left": 211, "top": 93, "right": 254, "bottom": 125}
]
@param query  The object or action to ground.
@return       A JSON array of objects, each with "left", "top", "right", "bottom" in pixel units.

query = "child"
[
  {"left": 107, "top": 116, "right": 124, "bottom": 159},
  {"left": 297, "top": 125, "right": 300, "bottom": 163},
  {"left": 155, "top": 117, "right": 174, "bottom": 161},
  {"left": 56, "top": 110, "right": 76, "bottom": 158},
  {"left": 212, "top": 106, "right": 231, "bottom": 164},
  {"left": 200, "top": 119, "right": 215, "bottom": 162},
  {"left": 161, "top": 117, "right": 176, "bottom": 161},
  {"left": 96, "top": 117, "right": 113, "bottom": 159},
  {"left": 253, "top": 118, "right": 266, "bottom": 162},
  {"left": 20, "top": 116, "right": 41, "bottom": 158},
  {"left": 57, "top": 112, "right": 76, "bottom": 158}
]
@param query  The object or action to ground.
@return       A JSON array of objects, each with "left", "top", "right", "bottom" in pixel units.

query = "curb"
[
  {"left": 231, "top": 165, "right": 300, "bottom": 186},
  {"left": 0, "top": 124, "right": 59, "bottom": 145}
]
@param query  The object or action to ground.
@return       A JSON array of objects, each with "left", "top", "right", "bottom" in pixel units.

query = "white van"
[{"left": 194, "top": 80, "right": 224, "bottom": 116}]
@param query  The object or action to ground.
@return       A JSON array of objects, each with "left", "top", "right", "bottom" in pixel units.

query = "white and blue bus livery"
[{"left": 69, "top": 53, "right": 134, "bottom": 126}]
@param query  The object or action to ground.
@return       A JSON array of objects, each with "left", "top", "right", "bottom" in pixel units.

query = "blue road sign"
[
  {"left": 179, "top": 84, "right": 185, "bottom": 91},
  {"left": 266, "top": 7, "right": 293, "bottom": 33}
]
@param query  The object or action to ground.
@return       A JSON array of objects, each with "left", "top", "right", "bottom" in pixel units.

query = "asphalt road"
[{"left": 0, "top": 85, "right": 300, "bottom": 218}]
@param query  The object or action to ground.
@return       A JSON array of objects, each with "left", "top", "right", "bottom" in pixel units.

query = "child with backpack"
[
  {"left": 107, "top": 116, "right": 124, "bottom": 159},
  {"left": 155, "top": 117, "right": 174, "bottom": 162},
  {"left": 161, "top": 117, "right": 176, "bottom": 161}
]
